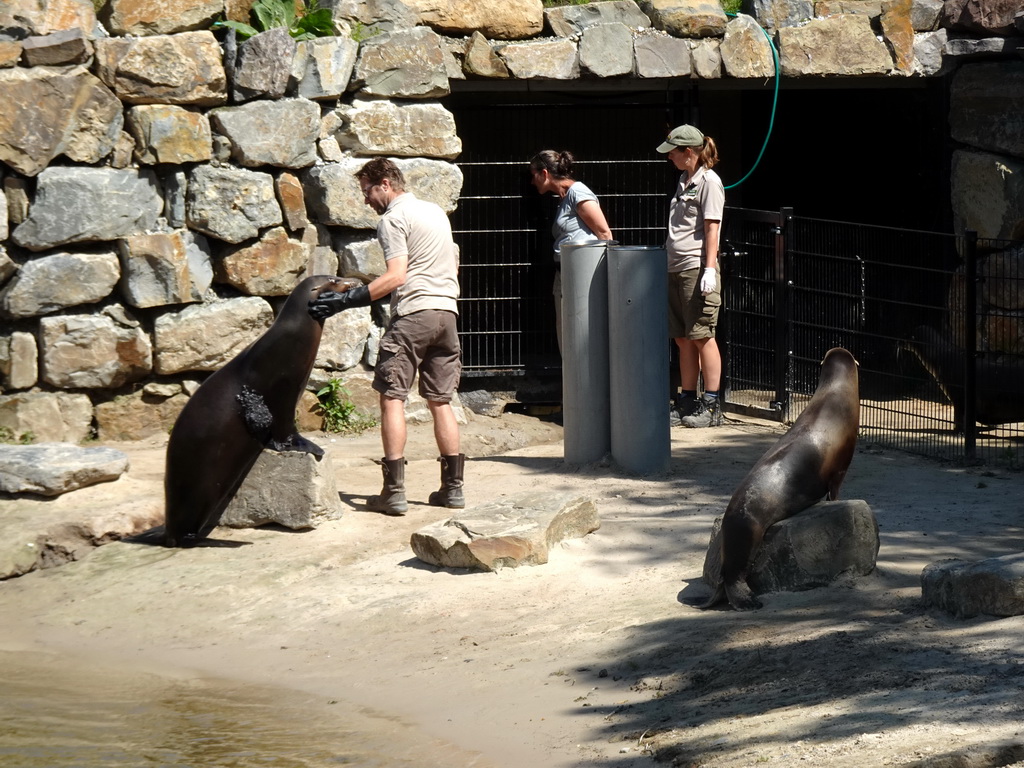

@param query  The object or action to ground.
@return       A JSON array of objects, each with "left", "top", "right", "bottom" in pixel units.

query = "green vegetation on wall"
[{"left": 214, "top": 0, "right": 335, "bottom": 40}]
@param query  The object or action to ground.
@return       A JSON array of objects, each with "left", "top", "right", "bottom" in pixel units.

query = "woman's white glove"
[{"left": 700, "top": 267, "right": 717, "bottom": 296}]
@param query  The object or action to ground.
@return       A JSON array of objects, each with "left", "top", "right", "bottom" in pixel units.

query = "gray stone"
[
  {"left": 4, "top": 175, "right": 29, "bottom": 226},
  {"left": 747, "top": 0, "right": 814, "bottom": 29},
  {"left": 580, "top": 22, "right": 635, "bottom": 78},
  {"left": 329, "top": 0, "right": 422, "bottom": 34},
  {"left": 333, "top": 98, "right": 462, "bottom": 160},
  {"left": 215, "top": 227, "right": 310, "bottom": 296},
  {"left": 352, "top": 26, "right": 450, "bottom": 98},
  {"left": 117, "top": 231, "right": 200, "bottom": 308},
  {"left": 942, "top": 0, "right": 1021, "bottom": 34},
  {"left": 922, "top": 553, "right": 1024, "bottom": 618},
  {"left": 638, "top": 0, "right": 729, "bottom": 37},
  {"left": 0, "top": 443, "right": 129, "bottom": 497},
  {"left": 220, "top": 448, "right": 343, "bottom": 530},
  {"left": 910, "top": 0, "right": 943, "bottom": 30},
  {"left": 185, "top": 164, "right": 282, "bottom": 244},
  {"left": 315, "top": 305, "right": 373, "bottom": 371},
  {"left": 94, "top": 389, "right": 189, "bottom": 442},
  {"left": 334, "top": 231, "right": 386, "bottom": 281},
  {"left": 21, "top": 28, "right": 92, "bottom": 66},
  {"left": 721, "top": 13, "right": 776, "bottom": 78},
  {"left": 210, "top": 98, "right": 320, "bottom": 169},
  {"left": 690, "top": 38, "right": 722, "bottom": 78},
  {"left": 94, "top": 31, "right": 228, "bottom": 106},
  {"left": 126, "top": 105, "right": 213, "bottom": 165},
  {"left": 231, "top": 27, "right": 297, "bottom": 103},
  {"left": 778, "top": 14, "right": 893, "bottom": 75},
  {"left": 304, "top": 157, "right": 463, "bottom": 229},
  {"left": 411, "top": 491, "right": 599, "bottom": 571},
  {"left": 634, "top": 30, "right": 692, "bottom": 77},
  {"left": 1, "top": 0, "right": 97, "bottom": 37},
  {"left": 0, "top": 250, "right": 120, "bottom": 318},
  {"left": 944, "top": 34, "right": 1021, "bottom": 60},
  {"left": 162, "top": 170, "right": 187, "bottom": 228},
  {"left": 498, "top": 38, "right": 579, "bottom": 79},
  {"left": 703, "top": 500, "right": 880, "bottom": 598},
  {"left": 298, "top": 223, "right": 340, "bottom": 280},
  {"left": 0, "top": 392, "right": 93, "bottom": 443},
  {"left": 0, "top": 247, "right": 13, "bottom": 285},
  {"left": 462, "top": 31, "right": 509, "bottom": 78},
  {"left": 912, "top": 28, "right": 947, "bottom": 75},
  {"left": 408, "top": 0, "right": 544, "bottom": 39},
  {"left": 951, "top": 150, "right": 1024, "bottom": 242},
  {"left": 950, "top": 62, "right": 1024, "bottom": 160},
  {"left": 39, "top": 311, "right": 152, "bottom": 389},
  {"left": 0, "top": 331, "right": 38, "bottom": 390},
  {"left": 276, "top": 171, "right": 309, "bottom": 232},
  {"left": 293, "top": 36, "right": 359, "bottom": 100},
  {"left": 101, "top": 0, "right": 224, "bottom": 36},
  {"left": 153, "top": 295, "right": 273, "bottom": 374},
  {"left": 546, "top": 0, "right": 652, "bottom": 36},
  {"left": 12, "top": 167, "right": 163, "bottom": 252},
  {"left": 0, "top": 65, "right": 123, "bottom": 177}
]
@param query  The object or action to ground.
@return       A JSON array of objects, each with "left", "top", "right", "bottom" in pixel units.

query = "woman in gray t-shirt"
[{"left": 529, "top": 149, "right": 613, "bottom": 354}]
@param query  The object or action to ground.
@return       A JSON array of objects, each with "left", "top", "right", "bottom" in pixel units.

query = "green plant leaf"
[{"left": 213, "top": 19, "right": 260, "bottom": 39}]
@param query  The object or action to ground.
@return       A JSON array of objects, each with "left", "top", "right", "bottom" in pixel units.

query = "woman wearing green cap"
[
  {"left": 657, "top": 125, "right": 725, "bottom": 428},
  {"left": 529, "top": 149, "right": 614, "bottom": 355}
]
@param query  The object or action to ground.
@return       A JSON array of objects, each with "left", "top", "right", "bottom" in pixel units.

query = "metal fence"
[
  {"left": 450, "top": 154, "right": 1024, "bottom": 467},
  {"left": 721, "top": 208, "right": 1024, "bottom": 467}
]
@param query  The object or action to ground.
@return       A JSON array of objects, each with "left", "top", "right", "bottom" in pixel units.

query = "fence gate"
[{"left": 446, "top": 90, "right": 689, "bottom": 376}]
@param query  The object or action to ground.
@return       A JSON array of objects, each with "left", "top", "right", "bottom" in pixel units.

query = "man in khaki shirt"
[{"left": 309, "top": 158, "right": 464, "bottom": 515}]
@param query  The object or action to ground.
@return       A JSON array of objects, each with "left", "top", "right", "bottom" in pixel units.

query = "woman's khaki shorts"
[
  {"left": 668, "top": 267, "right": 721, "bottom": 340},
  {"left": 372, "top": 309, "right": 461, "bottom": 402}
]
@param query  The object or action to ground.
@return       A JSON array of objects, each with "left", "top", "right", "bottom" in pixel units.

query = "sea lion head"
[{"left": 308, "top": 275, "right": 361, "bottom": 300}]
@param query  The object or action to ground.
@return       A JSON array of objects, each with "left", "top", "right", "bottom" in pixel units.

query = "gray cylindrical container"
[
  {"left": 608, "top": 245, "right": 670, "bottom": 474},
  {"left": 561, "top": 241, "right": 613, "bottom": 464}
]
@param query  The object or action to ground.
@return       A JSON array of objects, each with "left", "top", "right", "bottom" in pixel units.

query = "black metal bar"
[{"left": 963, "top": 230, "right": 978, "bottom": 461}]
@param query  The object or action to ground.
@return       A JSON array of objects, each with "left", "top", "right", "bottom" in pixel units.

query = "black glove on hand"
[{"left": 308, "top": 283, "right": 372, "bottom": 320}]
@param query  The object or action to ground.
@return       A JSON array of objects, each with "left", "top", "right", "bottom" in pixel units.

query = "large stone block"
[
  {"left": 922, "top": 553, "right": 1024, "bottom": 618},
  {"left": 118, "top": 231, "right": 206, "bottom": 309},
  {"left": 185, "top": 165, "right": 282, "bottom": 244},
  {"left": 352, "top": 26, "right": 450, "bottom": 98},
  {"left": 94, "top": 389, "right": 189, "bottom": 441},
  {"left": 546, "top": 0, "right": 652, "bottom": 36},
  {"left": 0, "top": 443, "right": 129, "bottom": 497},
  {"left": 498, "top": 38, "right": 579, "bottom": 80},
  {"left": 703, "top": 500, "right": 880, "bottom": 598},
  {"left": 0, "top": 66, "right": 123, "bottom": 177},
  {"left": 0, "top": 250, "right": 120, "bottom": 318},
  {"left": 639, "top": 0, "right": 728, "bottom": 37},
  {"left": 293, "top": 36, "right": 359, "bottom": 100},
  {"left": 634, "top": 31, "right": 692, "bottom": 78},
  {"left": 721, "top": 12, "right": 776, "bottom": 78},
  {"left": 126, "top": 105, "right": 212, "bottom": 165},
  {"left": 0, "top": 331, "right": 38, "bottom": 390},
  {"left": 101, "top": 0, "right": 223, "bottom": 36},
  {"left": 12, "top": 167, "right": 163, "bottom": 252},
  {"left": 211, "top": 98, "right": 320, "bottom": 169},
  {"left": 94, "top": 31, "right": 228, "bottom": 106},
  {"left": 315, "top": 304, "right": 373, "bottom": 371},
  {"left": 153, "top": 295, "right": 273, "bottom": 374},
  {"left": 220, "top": 448, "right": 343, "bottom": 530},
  {"left": 231, "top": 27, "right": 297, "bottom": 102},
  {"left": 409, "top": 0, "right": 544, "bottom": 39},
  {"left": 39, "top": 310, "right": 152, "bottom": 389},
  {"left": 778, "top": 14, "right": 893, "bottom": 75},
  {"left": 214, "top": 227, "right": 310, "bottom": 296},
  {"left": 0, "top": 391, "right": 93, "bottom": 443},
  {"left": 580, "top": 22, "right": 635, "bottom": 77},
  {"left": 333, "top": 99, "right": 462, "bottom": 160},
  {"left": 411, "top": 492, "right": 600, "bottom": 571}
]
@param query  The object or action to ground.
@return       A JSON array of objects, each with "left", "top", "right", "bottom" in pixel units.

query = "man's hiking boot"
[
  {"left": 368, "top": 457, "right": 408, "bottom": 515},
  {"left": 680, "top": 397, "right": 723, "bottom": 428}
]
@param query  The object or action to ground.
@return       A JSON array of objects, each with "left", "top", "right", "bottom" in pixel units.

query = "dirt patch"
[{"left": 1, "top": 410, "right": 1023, "bottom": 767}]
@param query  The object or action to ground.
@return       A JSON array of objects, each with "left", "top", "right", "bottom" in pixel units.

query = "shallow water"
[{"left": 0, "top": 649, "right": 485, "bottom": 768}]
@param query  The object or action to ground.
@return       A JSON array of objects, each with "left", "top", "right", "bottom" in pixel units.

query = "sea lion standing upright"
[
  {"left": 700, "top": 347, "right": 860, "bottom": 610},
  {"left": 163, "top": 275, "right": 358, "bottom": 548}
]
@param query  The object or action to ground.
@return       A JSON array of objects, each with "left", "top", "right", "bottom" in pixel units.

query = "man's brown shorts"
[
  {"left": 667, "top": 267, "right": 720, "bottom": 340},
  {"left": 373, "top": 309, "right": 461, "bottom": 402}
]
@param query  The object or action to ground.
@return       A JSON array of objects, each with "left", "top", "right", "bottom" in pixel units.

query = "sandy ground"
[{"left": 2, "top": 409, "right": 1024, "bottom": 767}]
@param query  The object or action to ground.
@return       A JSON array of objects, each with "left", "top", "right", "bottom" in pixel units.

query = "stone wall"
[{"left": 0, "top": 0, "right": 1020, "bottom": 441}]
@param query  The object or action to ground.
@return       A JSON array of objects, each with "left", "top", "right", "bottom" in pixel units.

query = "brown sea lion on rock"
[
  {"left": 163, "top": 275, "right": 359, "bottom": 548},
  {"left": 700, "top": 347, "right": 860, "bottom": 610},
  {"left": 898, "top": 325, "right": 1024, "bottom": 431}
]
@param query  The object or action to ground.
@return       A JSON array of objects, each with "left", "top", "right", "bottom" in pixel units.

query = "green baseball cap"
[{"left": 657, "top": 125, "right": 704, "bottom": 153}]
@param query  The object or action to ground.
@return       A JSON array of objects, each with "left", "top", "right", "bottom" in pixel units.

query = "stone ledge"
[{"left": 410, "top": 491, "right": 599, "bottom": 571}]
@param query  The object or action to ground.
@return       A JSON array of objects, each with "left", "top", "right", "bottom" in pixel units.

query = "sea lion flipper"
[
  {"left": 725, "top": 580, "right": 763, "bottom": 611},
  {"left": 695, "top": 583, "right": 726, "bottom": 610},
  {"left": 269, "top": 433, "right": 325, "bottom": 458}
]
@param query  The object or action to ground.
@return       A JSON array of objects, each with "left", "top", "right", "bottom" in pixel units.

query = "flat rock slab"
[
  {"left": 410, "top": 491, "right": 600, "bottom": 572},
  {"left": 921, "top": 553, "right": 1024, "bottom": 619},
  {"left": 704, "top": 499, "right": 880, "bottom": 596},
  {"left": 0, "top": 443, "right": 129, "bottom": 496},
  {"left": 220, "top": 447, "right": 343, "bottom": 530}
]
